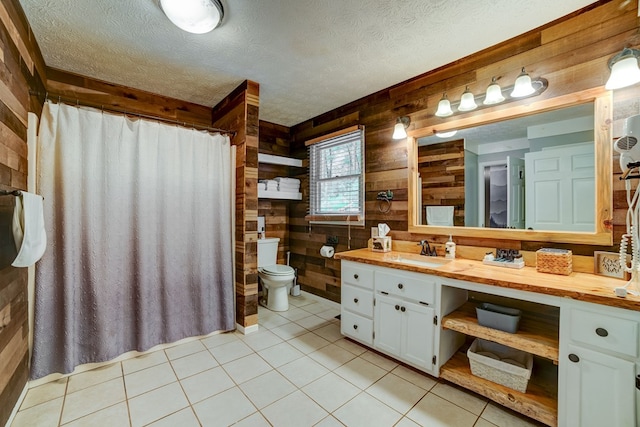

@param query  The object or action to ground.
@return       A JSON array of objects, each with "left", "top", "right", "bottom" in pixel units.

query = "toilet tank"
[{"left": 257, "top": 237, "right": 280, "bottom": 268}]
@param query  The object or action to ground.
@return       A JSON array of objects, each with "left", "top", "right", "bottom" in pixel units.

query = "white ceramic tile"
[
  {"left": 222, "top": 353, "right": 273, "bottom": 384},
  {"left": 277, "top": 356, "right": 330, "bottom": 388},
  {"left": 480, "top": 402, "right": 542, "bottom": 427},
  {"left": 233, "top": 412, "right": 271, "bottom": 427},
  {"left": 365, "top": 373, "right": 427, "bottom": 414},
  {"left": 61, "top": 377, "right": 126, "bottom": 424},
  {"left": 262, "top": 390, "right": 328, "bottom": 427},
  {"left": 124, "top": 362, "right": 177, "bottom": 398},
  {"left": 333, "top": 392, "right": 402, "bottom": 427},
  {"left": 312, "top": 323, "right": 344, "bottom": 342},
  {"left": 240, "top": 328, "right": 283, "bottom": 352},
  {"left": 208, "top": 340, "right": 253, "bottom": 364},
  {"left": 270, "top": 322, "right": 308, "bottom": 340},
  {"left": 474, "top": 419, "right": 499, "bottom": 427},
  {"left": 288, "top": 332, "right": 331, "bottom": 354},
  {"left": 296, "top": 314, "right": 331, "bottom": 330},
  {"left": 12, "top": 397, "right": 63, "bottom": 427},
  {"left": 302, "top": 372, "right": 360, "bottom": 412},
  {"left": 258, "top": 313, "right": 291, "bottom": 329},
  {"left": 192, "top": 386, "right": 257, "bottom": 427},
  {"left": 314, "top": 415, "right": 346, "bottom": 427},
  {"left": 63, "top": 402, "right": 129, "bottom": 427},
  {"left": 148, "top": 407, "right": 200, "bottom": 427},
  {"left": 289, "top": 295, "right": 316, "bottom": 307},
  {"left": 258, "top": 341, "right": 305, "bottom": 368},
  {"left": 406, "top": 393, "right": 477, "bottom": 427},
  {"left": 395, "top": 417, "right": 422, "bottom": 427},
  {"left": 390, "top": 365, "right": 438, "bottom": 391},
  {"left": 164, "top": 340, "right": 206, "bottom": 360},
  {"left": 180, "top": 366, "right": 235, "bottom": 404},
  {"left": 431, "top": 382, "right": 488, "bottom": 416},
  {"left": 334, "top": 338, "right": 368, "bottom": 356},
  {"left": 301, "top": 302, "right": 333, "bottom": 315},
  {"left": 66, "top": 363, "right": 122, "bottom": 394},
  {"left": 128, "top": 382, "right": 189, "bottom": 427},
  {"left": 122, "top": 350, "right": 168, "bottom": 375},
  {"left": 239, "top": 370, "right": 296, "bottom": 409},
  {"left": 333, "top": 357, "right": 387, "bottom": 390},
  {"left": 279, "top": 307, "right": 314, "bottom": 321},
  {"left": 308, "top": 343, "right": 356, "bottom": 370},
  {"left": 20, "top": 378, "right": 67, "bottom": 410},
  {"left": 315, "top": 308, "right": 341, "bottom": 321},
  {"left": 170, "top": 350, "right": 218, "bottom": 379},
  {"left": 201, "top": 331, "right": 240, "bottom": 349},
  {"left": 359, "top": 350, "right": 399, "bottom": 371}
]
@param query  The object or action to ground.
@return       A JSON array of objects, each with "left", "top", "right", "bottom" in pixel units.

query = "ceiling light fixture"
[
  {"left": 483, "top": 77, "right": 505, "bottom": 105},
  {"left": 435, "top": 94, "right": 453, "bottom": 117},
  {"left": 458, "top": 86, "right": 478, "bottom": 112},
  {"left": 510, "top": 67, "right": 536, "bottom": 98},
  {"left": 160, "top": 0, "right": 224, "bottom": 34},
  {"left": 605, "top": 48, "right": 640, "bottom": 90},
  {"left": 392, "top": 116, "right": 411, "bottom": 139},
  {"left": 435, "top": 130, "right": 458, "bottom": 138}
]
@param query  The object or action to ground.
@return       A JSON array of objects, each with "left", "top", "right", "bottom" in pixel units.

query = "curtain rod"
[{"left": 29, "top": 91, "right": 236, "bottom": 137}]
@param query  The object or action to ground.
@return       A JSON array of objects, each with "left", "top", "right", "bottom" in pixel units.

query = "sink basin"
[{"left": 389, "top": 255, "right": 452, "bottom": 269}]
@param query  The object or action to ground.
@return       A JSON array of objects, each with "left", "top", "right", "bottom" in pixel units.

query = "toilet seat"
[{"left": 259, "top": 265, "right": 295, "bottom": 276}]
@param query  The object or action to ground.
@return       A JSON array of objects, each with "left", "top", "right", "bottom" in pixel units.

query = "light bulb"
[
  {"left": 458, "top": 86, "right": 477, "bottom": 112},
  {"left": 435, "top": 94, "right": 453, "bottom": 117},
  {"left": 484, "top": 77, "right": 505, "bottom": 105},
  {"left": 511, "top": 67, "right": 535, "bottom": 98}
]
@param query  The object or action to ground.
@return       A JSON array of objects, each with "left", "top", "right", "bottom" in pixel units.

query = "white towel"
[
  {"left": 426, "top": 206, "right": 454, "bottom": 226},
  {"left": 12, "top": 192, "right": 47, "bottom": 267},
  {"left": 278, "top": 183, "right": 300, "bottom": 191},
  {"left": 257, "top": 182, "right": 266, "bottom": 191},
  {"left": 275, "top": 177, "right": 300, "bottom": 185}
]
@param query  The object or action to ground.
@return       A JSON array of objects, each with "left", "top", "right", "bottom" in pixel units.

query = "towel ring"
[{"left": 377, "top": 198, "right": 392, "bottom": 213}]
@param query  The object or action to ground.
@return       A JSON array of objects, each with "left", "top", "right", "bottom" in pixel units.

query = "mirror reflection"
[{"left": 416, "top": 103, "right": 595, "bottom": 232}]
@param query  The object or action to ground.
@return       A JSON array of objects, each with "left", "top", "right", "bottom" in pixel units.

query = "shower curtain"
[{"left": 31, "top": 101, "right": 234, "bottom": 379}]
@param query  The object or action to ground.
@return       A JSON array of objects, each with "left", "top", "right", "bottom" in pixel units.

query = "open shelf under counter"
[
  {"left": 440, "top": 351, "right": 558, "bottom": 427},
  {"left": 442, "top": 302, "right": 559, "bottom": 363}
]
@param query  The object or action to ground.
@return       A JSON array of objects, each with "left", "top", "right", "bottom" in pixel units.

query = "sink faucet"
[{"left": 418, "top": 240, "right": 437, "bottom": 256}]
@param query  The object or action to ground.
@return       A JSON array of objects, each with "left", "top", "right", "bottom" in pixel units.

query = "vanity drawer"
[
  {"left": 342, "top": 284, "right": 374, "bottom": 317},
  {"left": 375, "top": 269, "right": 436, "bottom": 305},
  {"left": 341, "top": 310, "right": 373, "bottom": 345},
  {"left": 569, "top": 307, "right": 638, "bottom": 358},
  {"left": 342, "top": 262, "right": 374, "bottom": 289}
]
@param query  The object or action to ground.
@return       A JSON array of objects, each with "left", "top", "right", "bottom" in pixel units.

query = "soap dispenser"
[{"left": 445, "top": 235, "right": 456, "bottom": 259}]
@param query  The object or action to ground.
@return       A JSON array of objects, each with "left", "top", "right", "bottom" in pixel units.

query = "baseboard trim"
[
  {"left": 236, "top": 323, "right": 259, "bottom": 335},
  {"left": 5, "top": 382, "right": 28, "bottom": 427},
  {"left": 300, "top": 290, "right": 341, "bottom": 310}
]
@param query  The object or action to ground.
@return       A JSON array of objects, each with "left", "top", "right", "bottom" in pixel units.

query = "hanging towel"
[
  {"left": 12, "top": 192, "right": 46, "bottom": 267},
  {"left": 426, "top": 206, "right": 454, "bottom": 226}
]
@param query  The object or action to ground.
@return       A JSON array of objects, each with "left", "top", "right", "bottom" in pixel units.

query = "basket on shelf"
[
  {"left": 536, "top": 248, "right": 572, "bottom": 275},
  {"left": 467, "top": 339, "right": 533, "bottom": 393}
]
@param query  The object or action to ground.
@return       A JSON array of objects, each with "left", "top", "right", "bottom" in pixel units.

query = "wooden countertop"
[{"left": 334, "top": 249, "right": 640, "bottom": 312}]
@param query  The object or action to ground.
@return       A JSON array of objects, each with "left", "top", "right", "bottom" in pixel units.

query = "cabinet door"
[
  {"left": 374, "top": 294, "right": 402, "bottom": 356},
  {"left": 563, "top": 344, "right": 636, "bottom": 427},
  {"left": 401, "top": 301, "right": 435, "bottom": 370}
]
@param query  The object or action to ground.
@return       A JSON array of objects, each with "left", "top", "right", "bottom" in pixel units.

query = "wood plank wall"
[
  {"left": 213, "top": 81, "right": 261, "bottom": 329},
  {"left": 289, "top": 0, "right": 639, "bottom": 302},
  {"left": 0, "top": 0, "right": 46, "bottom": 425}
]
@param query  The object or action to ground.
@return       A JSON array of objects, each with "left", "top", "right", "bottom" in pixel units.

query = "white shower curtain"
[{"left": 31, "top": 101, "right": 235, "bottom": 379}]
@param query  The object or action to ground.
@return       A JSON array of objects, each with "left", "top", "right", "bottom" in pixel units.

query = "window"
[{"left": 307, "top": 126, "right": 364, "bottom": 225}]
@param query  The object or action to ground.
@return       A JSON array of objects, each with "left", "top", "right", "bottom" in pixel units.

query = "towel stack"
[
  {"left": 259, "top": 179, "right": 278, "bottom": 191},
  {"left": 275, "top": 177, "right": 300, "bottom": 193},
  {"left": 258, "top": 182, "right": 266, "bottom": 191}
]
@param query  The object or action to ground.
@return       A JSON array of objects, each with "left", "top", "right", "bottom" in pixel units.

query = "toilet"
[{"left": 258, "top": 237, "right": 295, "bottom": 311}]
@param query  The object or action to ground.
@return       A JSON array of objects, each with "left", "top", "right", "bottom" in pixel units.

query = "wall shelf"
[
  {"left": 258, "top": 189, "right": 302, "bottom": 200},
  {"left": 258, "top": 153, "right": 303, "bottom": 167}
]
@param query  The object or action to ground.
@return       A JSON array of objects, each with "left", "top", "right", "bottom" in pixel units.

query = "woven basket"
[{"left": 536, "top": 248, "right": 572, "bottom": 275}]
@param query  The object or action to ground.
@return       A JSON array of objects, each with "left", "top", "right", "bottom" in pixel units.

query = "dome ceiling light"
[{"left": 159, "top": 0, "right": 224, "bottom": 34}]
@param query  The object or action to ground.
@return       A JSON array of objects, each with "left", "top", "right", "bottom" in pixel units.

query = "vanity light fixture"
[
  {"left": 510, "top": 67, "right": 536, "bottom": 98},
  {"left": 483, "top": 77, "right": 505, "bottom": 105},
  {"left": 159, "top": 0, "right": 224, "bottom": 34},
  {"left": 435, "top": 130, "right": 458, "bottom": 138},
  {"left": 392, "top": 116, "right": 411, "bottom": 139},
  {"left": 435, "top": 94, "right": 454, "bottom": 117},
  {"left": 458, "top": 86, "right": 478, "bottom": 112},
  {"left": 605, "top": 48, "right": 640, "bottom": 90}
]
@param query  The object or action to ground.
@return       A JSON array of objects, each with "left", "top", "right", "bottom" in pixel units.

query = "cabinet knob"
[
  {"left": 400, "top": 306, "right": 406, "bottom": 312},
  {"left": 353, "top": 324, "right": 358, "bottom": 330},
  {"left": 595, "top": 327, "right": 608, "bottom": 337},
  {"left": 395, "top": 305, "right": 400, "bottom": 311},
  {"left": 568, "top": 353, "right": 580, "bottom": 363},
  {"left": 354, "top": 274, "right": 359, "bottom": 279},
  {"left": 354, "top": 298, "right": 359, "bottom": 304},
  {"left": 398, "top": 283, "right": 404, "bottom": 289}
]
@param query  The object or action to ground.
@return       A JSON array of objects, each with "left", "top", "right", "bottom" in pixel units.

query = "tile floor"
[{"left": 11, "top": 294, "right": 545, "bottom": 427}]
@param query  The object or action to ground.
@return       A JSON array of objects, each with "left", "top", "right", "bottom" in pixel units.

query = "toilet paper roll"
[{"left": 320, "top": 245, "right": 335, "bottom": 258}]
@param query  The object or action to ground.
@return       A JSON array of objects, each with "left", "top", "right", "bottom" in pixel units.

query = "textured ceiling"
[{"left": 19, "top": 0, "right": 596, "bottom": 127}]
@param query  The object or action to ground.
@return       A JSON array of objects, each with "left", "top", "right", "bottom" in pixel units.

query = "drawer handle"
[
  {"left": 354, "top": 274, "right": 359, "bottom": 279},
  {"left": 568, "top": 353, "right": 580, "bottom": 363},
  {"left": 354, "top": 298, "right": 359, "bottom": 304},
  {"left": 395, "top": 305, "right": 400, "bottom": 311},
  {"left": 398, "top": 283, "right": 404, "bottom": 289},
  {"left": 400, "top": 306, "right": 406, "bottom": 312},
  {"left": 353, "top": 324, "right": 358, "bottom": 330},
  {"left": 595, "top": 327, "right": 608, "bottom": 337}
]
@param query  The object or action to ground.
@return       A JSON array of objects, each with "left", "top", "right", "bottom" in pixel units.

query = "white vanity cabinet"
[
  {"left": 558, "top": 300, "right": 640, "bottom": 427},
  {"left": 340, "top": 261, "right": 375, "bottom": 345}
]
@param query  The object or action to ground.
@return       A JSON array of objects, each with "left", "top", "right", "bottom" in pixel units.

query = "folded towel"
[
  {"left": 258, "top": 182, "right": 266, "bottom": 191},
  {"left": 12, "top": 192, "right": 47, "bottom": 267},
  {"left": 275, "top": 177, "right": 300, "bottom": 185},
  {"left": 426, "top": 206, "right": 454, "bottom": 226},
  {"left": 278, "top": 183, "right": 300, "bottom": 191}
]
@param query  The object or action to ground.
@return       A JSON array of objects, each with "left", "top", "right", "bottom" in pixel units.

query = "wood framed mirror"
[{"left": 408, "top": 88, "right": 613, "bottom": 246}]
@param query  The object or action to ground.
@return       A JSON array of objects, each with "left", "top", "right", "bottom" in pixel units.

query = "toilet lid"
[{"left": 260, "top": 265, "right": 295, "bottom": 275}]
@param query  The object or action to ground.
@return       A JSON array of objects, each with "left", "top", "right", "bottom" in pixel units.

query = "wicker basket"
[
  {"left": 467, "top": 339, "right": 533, "bottom": 393},
  {"left": 536, "top": 248, "right": 572, "bottom": 275}
]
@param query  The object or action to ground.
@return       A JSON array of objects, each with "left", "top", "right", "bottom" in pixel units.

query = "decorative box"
[
  {"left": 536, "top": 248, "right": 572, "bottom": 275},
  {"left": 372, "top": 236, "right": 392, "bottom": 252}
]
